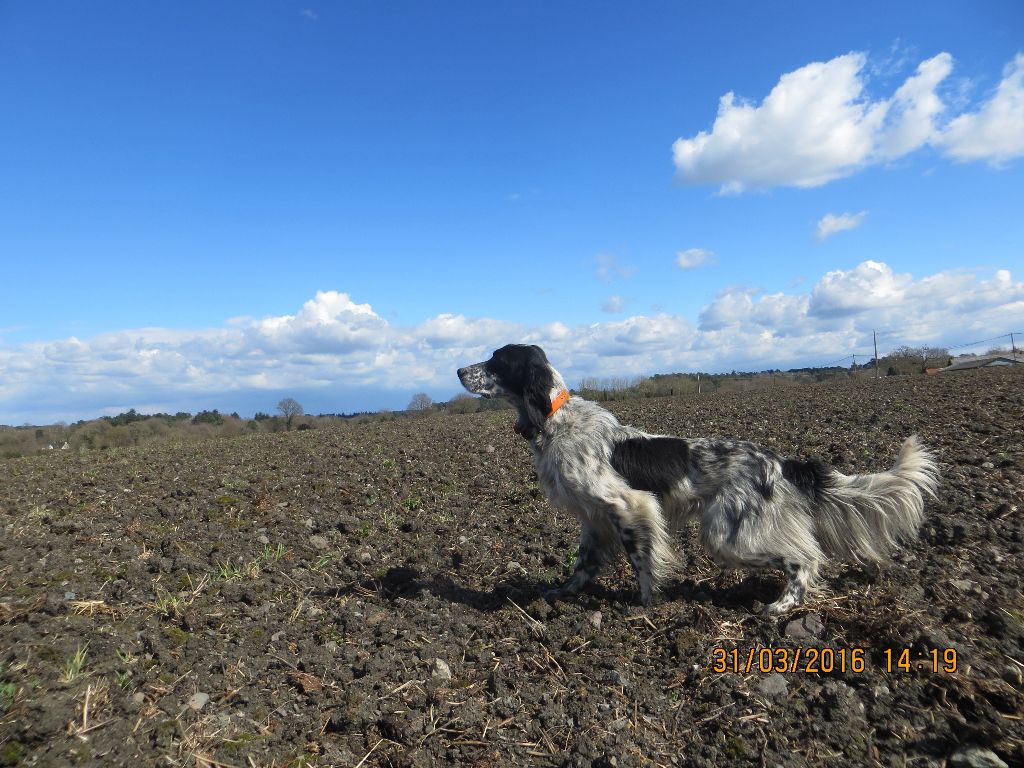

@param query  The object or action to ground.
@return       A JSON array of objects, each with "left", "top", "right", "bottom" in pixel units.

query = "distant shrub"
[
  {"left": 109, "top": 408, "right": 149, "bottom": 427},
  {"left": 192, "top": 410, "right": 224, "bottom": 426},
  {"left": 445, "top": 394, "right": 479, "bottom": 414}
]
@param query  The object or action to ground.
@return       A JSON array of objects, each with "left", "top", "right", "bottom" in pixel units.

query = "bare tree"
[
  {"left": 884, "top": 345, "right": 950, "bottom": 374},
  {"left": 277, "top": 398, "right": 304, "bottom": 431},
  {"left": 923, "top": 347, "right": 950, "bottom": 368},
  {"left": 407, "top": 393, "right": 433, "bottom": 411}
]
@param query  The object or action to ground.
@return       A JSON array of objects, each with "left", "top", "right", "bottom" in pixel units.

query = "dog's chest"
[
  {"left": 534, "top": 452, "right": 569, "bottom": 508},
  {"left": 531, "top": 438, "right": 597, "bottom": 512}
]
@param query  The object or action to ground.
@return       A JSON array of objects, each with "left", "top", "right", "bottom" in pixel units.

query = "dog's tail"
[{"left": 809, "top": 436, "right": 939, "bottom": 564}]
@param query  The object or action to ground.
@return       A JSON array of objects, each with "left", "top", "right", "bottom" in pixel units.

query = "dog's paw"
[{"left": 762, "top": 598, "right": 798, "bottom": 615}]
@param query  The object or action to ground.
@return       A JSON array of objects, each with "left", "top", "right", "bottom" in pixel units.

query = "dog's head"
[{"left": 458, "top": 344, "right": 558, "bottom": 439}]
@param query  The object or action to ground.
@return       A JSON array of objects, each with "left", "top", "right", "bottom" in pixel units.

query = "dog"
[{"left": 458, "top": 344, "right": 939, "bottom": 613}]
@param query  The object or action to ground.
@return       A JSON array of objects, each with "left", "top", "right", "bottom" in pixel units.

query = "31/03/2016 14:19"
[{"left": 710, "top": 646, "right": 958, "bottom": 674}]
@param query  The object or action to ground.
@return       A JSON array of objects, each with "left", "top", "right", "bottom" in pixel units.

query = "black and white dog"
[{"left": 458, "top": 344, "right": 938, "bottom": 613}]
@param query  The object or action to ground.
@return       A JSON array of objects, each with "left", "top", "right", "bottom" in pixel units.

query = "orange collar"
[
  {"left": 513, "top": 389, "right": 570, "bottom": 437},
  {"left": 547, "top": 388, "right": 570, "bottom": 418}
]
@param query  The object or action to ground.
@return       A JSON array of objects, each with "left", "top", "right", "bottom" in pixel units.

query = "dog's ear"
[{"left": 517, "top": 348, "right": 554, "bottom": 439}]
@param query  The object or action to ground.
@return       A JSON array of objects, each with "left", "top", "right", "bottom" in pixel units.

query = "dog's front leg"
[
  {"left": 545, "top": 523, "right": 603, "bottom": 601},
  {"left": 611, "top": 494, "right": 673, "bottom": 607}
]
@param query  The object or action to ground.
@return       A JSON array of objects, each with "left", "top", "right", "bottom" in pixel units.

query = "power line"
[
  {"left": 724, "top": 331, "right": 1020, "bottom": 377},
  {"left": 817, "top": 330, "right": 1021, "bottom": 370},
  {"left": 819, "top": 354, "right": 854, "bottom": 367},
  {"left": 945, "top": 332, "right": 1018, "bottom": 351}
]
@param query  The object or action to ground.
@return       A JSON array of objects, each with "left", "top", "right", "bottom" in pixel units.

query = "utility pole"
[
  {"left": 1012, "top": 332, "right": 1019, "bottom": 359},
  {"left": 873, "top": 330, "right": 880, "bottom": 378}
]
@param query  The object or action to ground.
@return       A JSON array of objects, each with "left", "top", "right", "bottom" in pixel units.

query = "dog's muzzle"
[{"left": 458, "top": 363, "right": 493, "bottom": 396}]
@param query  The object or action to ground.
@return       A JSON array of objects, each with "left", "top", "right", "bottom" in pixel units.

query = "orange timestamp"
[
  {"left": 711, "top": 647, "right": 867, "bottom": 674},
  {"left": 883, "top": 647, "right": 958, "bottom": 673},
  {"left": 710, "top": 646, "right": 958, "bottom": 674}
]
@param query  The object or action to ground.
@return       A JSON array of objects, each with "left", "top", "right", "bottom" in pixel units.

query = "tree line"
[
  {"left": 3, "top": 344, "right": 1013, "bottom": 458},
  {"left": 1, "top": 398, "right": 316, "bottom": 458}
]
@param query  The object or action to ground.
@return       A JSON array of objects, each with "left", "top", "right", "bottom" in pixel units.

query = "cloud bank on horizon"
[{"left": 3, "top": 261, "right": 1023, "bottom": 424}]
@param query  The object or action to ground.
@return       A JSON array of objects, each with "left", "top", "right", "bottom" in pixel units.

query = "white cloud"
[
  {"left": 938, "top": 53, "right": 1024, "bottom": 165},
  {"left": 246, "top": 291, "right": 390, "bottom": 354},
  {"left": 698, "top": 288, "right": 756, "bottom": 331},
  {"left": 875, "top": 54, "right": 953, "bottom": 159},
  {"left": 415, "top": 313, "right": 520, "bottom": 347},
  {"left": 673, "top": 52, "right": 893, "bottom": 191},
  {"left": 809, "top": 260, "right": 913, "bottom": 317},
  {"left": 816, "top": 211, "right": 867, "bottom": 241},
  {"left": 676, "top": 248, "right": 717, "bottom": 270},
  {"left": 673, "top": 51, "right": 1022, "bottom": 191},
  {"left": 3, "top": 264, "right": 1023, "bottom": 424},
  {"left": 695, "top": 262, "right": 1024, "bottom": 364}
]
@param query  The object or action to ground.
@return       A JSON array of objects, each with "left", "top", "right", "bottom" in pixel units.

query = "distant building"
[{"left": 942, "top": 355, "right": 1021, "bottom": 372}]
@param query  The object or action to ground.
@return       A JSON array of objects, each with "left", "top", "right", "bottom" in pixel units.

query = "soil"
[{"left": 1, "top": 368, "right": 1022, "bottom": 767}]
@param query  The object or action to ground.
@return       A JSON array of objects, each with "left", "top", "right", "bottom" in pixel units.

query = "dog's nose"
[{"left": 457, "top": 367, "right": 467, "bottom": 377}]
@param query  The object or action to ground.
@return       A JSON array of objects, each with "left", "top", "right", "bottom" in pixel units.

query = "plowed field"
[{"left": 2, "top": 368, "right": 1022, "bottom": 767}]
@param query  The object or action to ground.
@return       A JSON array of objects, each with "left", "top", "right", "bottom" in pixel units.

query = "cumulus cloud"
[
  {"left": 699, "top": 262, "right": 1024, "bottom": 341},
  {"left": 695, "top": 262, "right": 1024, "bottom": 369},
  {"left": 809, "top": 260, "right": 913, "bottom": 317},
  {"left": 673, "top": 51, "right": 1022, "bottom": 192},
  {"left": 938, "top": 53, "right": 1024, "bottom": 165},
  {"left": 3, "top": 265, "right": 1023, "bottom": 424},
  {"left": 676, "top": 248, "right": 717, "bottom": 270},
  {"left": 415, "top": 313, "right": 519, "bottom": 347},
  {"left": 875, "top": 53, "right": 953, "bottom": 159},
  {"left": 248, "top": 291, "right": 387, "bottom": 353},
  {"left": 816, "top": 211, "right": 867, "bottom": 241},
  {"left": 673, "top": 52, "right": 894, "bottom": 191}
]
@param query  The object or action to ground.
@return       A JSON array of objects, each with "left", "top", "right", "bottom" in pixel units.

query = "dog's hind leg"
[
  {"left": 545, "top": 522, "right": 605, "bottom": 601},
  {"left": 764, "top": 559, "right": 818, "bottom": 614},
  {"left": 701, "top": 496, "right": 821, "bottom": 614}
]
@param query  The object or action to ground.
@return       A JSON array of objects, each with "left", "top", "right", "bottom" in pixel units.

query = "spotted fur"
[{"left": 458, "top": 344, "right": 940, "bottom": 613}]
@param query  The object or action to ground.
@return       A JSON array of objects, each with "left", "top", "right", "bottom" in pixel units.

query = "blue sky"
[{"left": 1, "top": 1, "right": 1022, "bottom": 424}]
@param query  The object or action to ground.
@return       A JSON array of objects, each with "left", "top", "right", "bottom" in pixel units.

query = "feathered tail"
[{"left": 811, "top": 436, "right": 939, "bottom": 564}]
